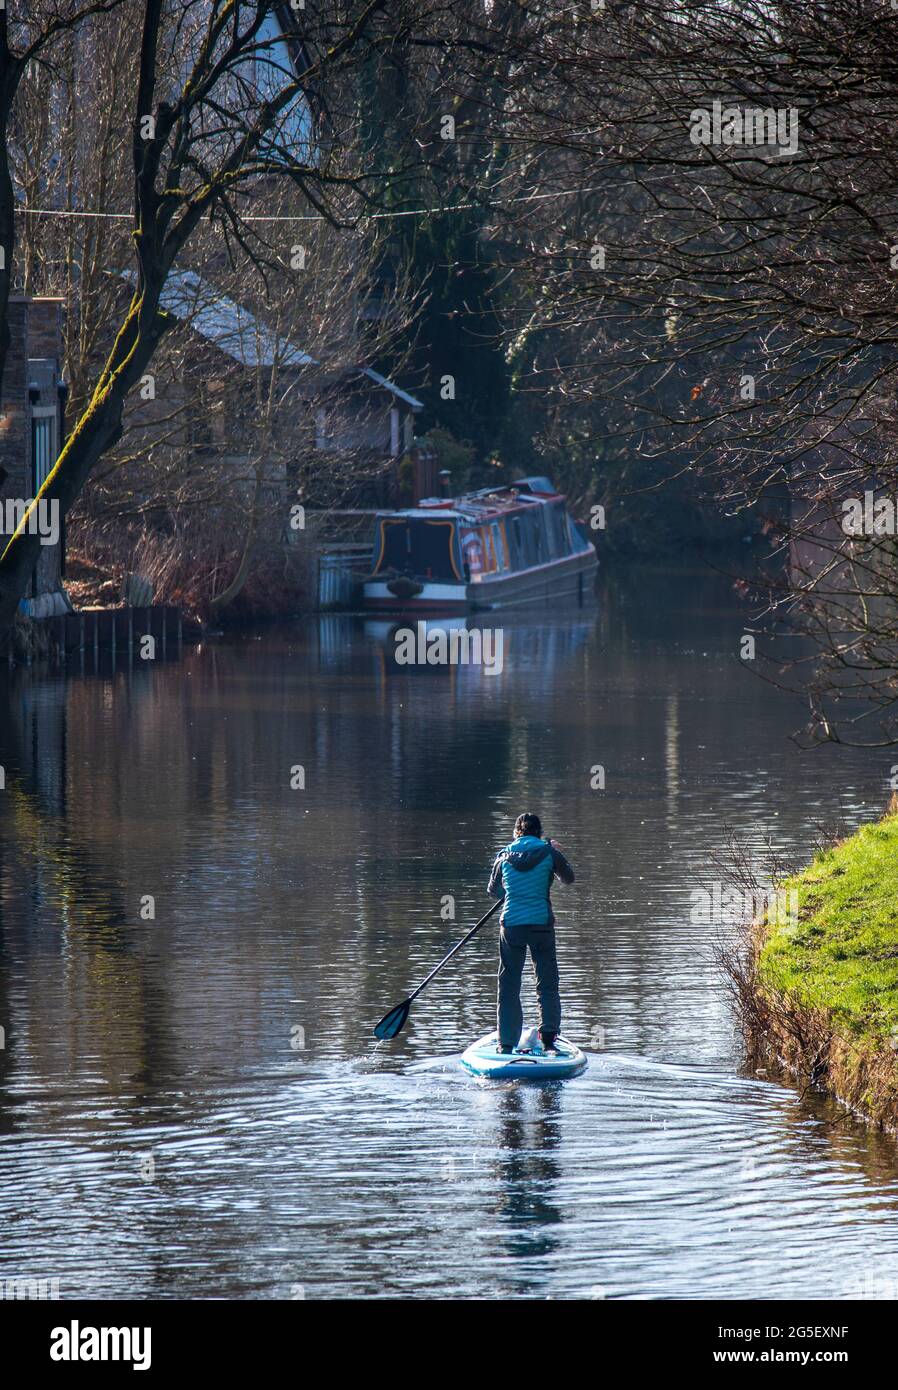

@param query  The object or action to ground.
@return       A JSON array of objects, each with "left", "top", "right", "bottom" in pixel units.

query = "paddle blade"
[{"left": 374, "top": 999, "right": 411, "bottom": 1040}]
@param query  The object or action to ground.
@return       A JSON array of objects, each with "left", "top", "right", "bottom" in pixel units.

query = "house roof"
[
  {"left": 149, "top": 269, "right": 317, "bottom": 369},
  {"left": 123, "top": 268, "right": 423, "bottom": 408}
]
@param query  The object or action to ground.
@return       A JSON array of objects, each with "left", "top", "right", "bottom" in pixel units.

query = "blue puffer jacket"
[{"left": 487, "top": 835, "right": 575, "bottom": 927}]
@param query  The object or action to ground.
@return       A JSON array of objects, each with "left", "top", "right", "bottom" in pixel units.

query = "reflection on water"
[{"left": 1, "top": 567, "right": 898, "bottom": 1299}]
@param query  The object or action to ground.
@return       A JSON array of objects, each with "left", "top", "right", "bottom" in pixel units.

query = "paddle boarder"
[{"left": 487, "top": 813, "right": 575, "bottom": 1054}]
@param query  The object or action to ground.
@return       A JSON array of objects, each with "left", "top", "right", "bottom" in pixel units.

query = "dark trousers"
[{"left": 497, "top": 923, "right": 561, "bottom": 1047}]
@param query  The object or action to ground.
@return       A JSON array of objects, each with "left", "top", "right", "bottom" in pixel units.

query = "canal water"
[{"left": 2, "top": 566, "right": 898, "bottom": 1300}]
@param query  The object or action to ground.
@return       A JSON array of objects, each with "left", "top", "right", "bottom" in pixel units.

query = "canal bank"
[
  {"left": 5, "top": 603, "right": 202, "bottom": 669},
  {"left": 735, "top": 807, "right": 898, "bottom": 1135}
]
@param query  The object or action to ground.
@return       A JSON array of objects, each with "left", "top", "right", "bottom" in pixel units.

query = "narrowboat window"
[
  {"left": 545, "top": 502, "right": 569, "bottom": 557},
  {"left": 513, "top": 505, "right": 546, "bottom": 567},
  {"left": 491, "top": 522, "right": 507, "bottom": 571},
  {"left": 476, "top": 526, "right": 498, "bottom": 574},
  {"left": 460, "top": 527, "right": 486, "bottom": 578},
  {"left": 524, "top": 513, "right": 538, "bottom": 567},
  {"left": 508, "top": 514, "right": 527, "bottom": 568},
  {"left": 532, "top": 508, "right": 549, "bottom": 565}
]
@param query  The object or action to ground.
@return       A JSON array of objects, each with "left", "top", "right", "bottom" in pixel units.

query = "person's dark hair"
[{"left": 514, "top": 812, "right": 542, "bottom": 838}]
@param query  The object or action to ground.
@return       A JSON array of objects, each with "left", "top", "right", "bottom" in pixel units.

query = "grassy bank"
[{"left": 738, "top": 809, "right": 898, "bottom": 1133}]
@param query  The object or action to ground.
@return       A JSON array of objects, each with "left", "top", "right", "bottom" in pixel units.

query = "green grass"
[{"left": 760, "top": 813, "right": 898, "bottom": 1047}]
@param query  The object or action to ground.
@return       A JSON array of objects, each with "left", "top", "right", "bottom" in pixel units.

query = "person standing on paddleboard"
[{"left": 487, "top": 812, "right": 575, "bottom": 1055}]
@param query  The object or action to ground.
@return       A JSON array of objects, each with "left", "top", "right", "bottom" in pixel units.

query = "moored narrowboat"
[{"left": 363, "top": 477, "right": 597, "bottom": 613}]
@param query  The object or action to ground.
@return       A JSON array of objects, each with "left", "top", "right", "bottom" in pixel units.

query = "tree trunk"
[
  {"left": 209, "top": 461, "right": 264, "bottom": 613},
  {"left": 0, "top": 297, "right": 172, "bottom": 635}
]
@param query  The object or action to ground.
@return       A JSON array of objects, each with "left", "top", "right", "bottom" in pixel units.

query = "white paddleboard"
[{"left": 460, "top": 1027, "right": 588, "bottom": 1081}]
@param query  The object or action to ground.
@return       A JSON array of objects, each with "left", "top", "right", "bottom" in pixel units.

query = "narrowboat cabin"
[{"left": 363, "top": 477, "right": 597, "bottom": 613}]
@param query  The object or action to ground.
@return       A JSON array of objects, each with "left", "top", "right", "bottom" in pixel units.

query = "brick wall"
[
  {"left": 27, "top": 298, "right": 63, "bottom": 359},
  {"left": 0, "top": 297, "right": 28, "bottom": 503},
  {"left": 0, "top": 295, "right": 65, "bottom": 599}
]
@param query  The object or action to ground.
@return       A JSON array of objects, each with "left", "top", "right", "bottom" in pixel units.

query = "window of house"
[
  {"left": 238, "top": 14, "right": 314, "bottom": 165},
  {"left": 31, "top": 414, "right": 56, "bottom": 494}
]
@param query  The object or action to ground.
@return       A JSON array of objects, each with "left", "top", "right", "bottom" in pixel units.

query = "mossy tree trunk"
[{"left": 0, "top": 0, "right": 395, "bottom": 643}]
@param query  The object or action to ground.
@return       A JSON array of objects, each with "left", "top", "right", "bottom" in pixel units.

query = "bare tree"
[
  {"left": 483, "top": 0, "right": 898, "bottom": 741},
  {"left": 0, "top": 0, "right": 130, "bottom": 397},
  {"left": 0, "top": 0, "right": 512, "bottom": 638},
  {"left": 67, "top": 211, "right": 419, "bottom": 617},
  {"left": 11, "top": 9, "right": 136, "bottom": 420}
]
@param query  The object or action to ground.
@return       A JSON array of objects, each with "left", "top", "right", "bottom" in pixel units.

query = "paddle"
[{"left": 373, "top": 899, "right": 502, "bottom": 1040}]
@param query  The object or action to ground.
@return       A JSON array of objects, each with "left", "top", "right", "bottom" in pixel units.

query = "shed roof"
[{"left": 359, "top": 366, "right": 423, "bottom": 412}]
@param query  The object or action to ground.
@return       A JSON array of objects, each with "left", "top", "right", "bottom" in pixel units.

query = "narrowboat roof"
[{"left": 377, "top": 478, "right": 568, "bottom": 524}]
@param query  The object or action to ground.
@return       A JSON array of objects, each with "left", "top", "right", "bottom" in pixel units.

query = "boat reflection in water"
[{"left": 363, "top": 610, "right": 599, "bottom": 689}]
